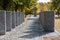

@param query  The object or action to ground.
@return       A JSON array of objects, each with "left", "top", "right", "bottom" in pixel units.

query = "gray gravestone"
[
  {"left": 20, "top": 12, "right": 22, "bottom": 24},
  {"left": 14, "top": 12, "right": 16, "bottom": 27},
  {"left": 19, "top": 12, "right": 20, "bottom": 24},
  {"left": 40, "top": 12, "right": 45, "bottom": 26},
  {"left": 12, "top": 12, "right": 16, "bottom": 28},
  {"left": 6, "top": 11, "right": 12, "bottom": 31},
  {"left": 0, "top": 10, "right": 6, "bottom": 35},
  {"left": 20, "top": 12, "right": 24, "bottom": 24},
  {"left": 22, "top": 12, "right": 24, "bottom": 22},
  {"left": 21, "top": 12, "right": 24, "bottom": 23},
  {"left": 16, "top": 12, "right": 20, "bottom": 25},
  {"left": 18, "top": 12, "right": 20, "bottom": 25},
  {"left": 33, "top": 7, "right": 37, "bottom": 17},
  {"left": 40, "top": 11, "right": 54, "bottom": 32},
  {"left": 16, "top": 12, "right": 18, "bottom": 26}
]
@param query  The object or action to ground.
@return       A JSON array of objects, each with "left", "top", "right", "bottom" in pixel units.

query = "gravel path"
[{"left": 0, "top": 16, "right": 60, "bottom": 40}]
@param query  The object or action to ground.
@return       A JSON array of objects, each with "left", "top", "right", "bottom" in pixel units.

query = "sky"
[{"left": 37, "top": 0, "right": 50, "bottom": 3}]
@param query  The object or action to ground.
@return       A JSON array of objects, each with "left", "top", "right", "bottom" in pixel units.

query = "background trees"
[
  {"left": 0, "top": 0, "right": 37, "bottom": 15},
  {"left": 36, "top": 2, "right": 51, "bottom": 14},
  {"left": 51, "top": 0, "right": 60, "bottom": 16}
]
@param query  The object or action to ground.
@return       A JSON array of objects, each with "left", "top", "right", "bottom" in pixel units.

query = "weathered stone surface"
[
  {"left": 16, "top": 12, "right": 20, "bottom": 26},
  {"left": 40, "top": 11, "right": 54, "bottom": 32},
  {"left": 20, "top": 13, "right": 22, "bottom": 24},
  {"left": 0, "top": 10, "right": 6, "bottom": 35},
  {"left": 6, "top": 11, "right": 12, "bottom": 31},
  {"left": 20, "top": 12, "right": 24, "bottom": 24},
  {"left": 21, "top": 12, "right": 24, "bottom": 23},
  {"left": 18, "top": 12, "right": 20, "bottom": 25},
  {"left": 40, "top": 12, "right": 45, "bottom": 26},
  {"left": 12, "top": 12, "right": 16, "bottom": 28}
]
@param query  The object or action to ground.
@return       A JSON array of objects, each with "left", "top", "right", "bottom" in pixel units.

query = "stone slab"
[
  {"left": 0, "top": 10, "right": 6, "bottom": 35},
  {"left": 6, "top": 11, "right": 12, "bottom": 31},
  {"left": 40, "top": 12, "right": 45, "bottom": 26},
  {"left": 16, "top": 12, "right": 20, "bottom": 26},
  {"left": 40, "top": 11, "right": 54, "bottom": 32},
  {"left": 12, "top": 12, "right": 16, "bottom": 28},
  {"left": 21, "top": 12, "right": 24, "bottom": 23},
  {"left": 20, "top": 12, "right": 24, "bottom": 24},
  {"left": 20, "top": 12, "right": 22, "bottom": 24}
]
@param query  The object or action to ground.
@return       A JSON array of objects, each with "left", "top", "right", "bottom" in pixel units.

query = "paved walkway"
[{"left": 0, "top": 16, "right": 60, "bottom": 40}]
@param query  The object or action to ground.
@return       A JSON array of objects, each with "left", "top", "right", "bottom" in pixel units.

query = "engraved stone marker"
[
  {"left": 18, "top": 12, "right": 20, "bottom": 25},
  {"left": 40, "top": 11, "right": 54, "bottom": 32},
  {"left": 6, "top": 11, "right": 12, "bottom": 31},
  {"left": 0, "top": 10, "right": 6, "bottom": 35},
  {"left": 12, "top": 12, "right": 16, "bottom": 28},
  {"left": 16, "top": 12, "right": 20, "bottom": 25},
  {"left": 20, "top": 12, "right": 22, "bottom": 24},
  {"left": 20, "top": 12, "right": 24, "bottom": 24},
  {"left": 21, "top": 12, "right": 24, "bottom": 23}
]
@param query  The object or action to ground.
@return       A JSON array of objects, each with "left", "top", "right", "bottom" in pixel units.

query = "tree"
[
  {"left": 2, "top": 0, "right": 11, "bottom": 10},
  {"left": 0, "top": 0, "right": 14, "bottom": 11},
  {"left": 0, "top": 0, "right": 3, "bottom": 10},
  {"left": 51, "top": 0, "right": 60, "bottom": 16},
  {"left": 0, "top": 0, "right": 37, "bottom": 14}
]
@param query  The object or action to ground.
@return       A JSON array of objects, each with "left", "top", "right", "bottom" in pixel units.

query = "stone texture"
[
  {"left": 40, "top": 11, "right": 54, "bottom": 32},
  {"left": 12, "top": 12, "right": 16, "bottom": 28},
  {"left": 39, "top": 12, "right": 45, "bottom": 26},
  {"left": 21, "top": 12, "right": 24, "bottom": 23},
  {"left": 18, "top": 12, "right": 20, "bottom": 25},
  {"left": 6, "top": 11, "right": 12, "bottom": 31},
  {"left": 16, "top": 12, "right": 20, "bottom": 26},
  {"left": 20, "top": 12, "right": 24, "bottom": 24},
  {"left": 0, "top": 10, "right": 6, "bottom": 35},
  {"left": 19, "top": 12, "right": 21, "bottom": 24}
]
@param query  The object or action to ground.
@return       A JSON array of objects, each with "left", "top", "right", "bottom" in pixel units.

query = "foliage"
[
  {"left": 0, "top": 0, "right": 37, "bottom": 14},
  {"left": 51, "top": 0, "right": 60, "bottom": 15},
  {"left": 36, "top": 2, "right": 51, "bottom": 14}
]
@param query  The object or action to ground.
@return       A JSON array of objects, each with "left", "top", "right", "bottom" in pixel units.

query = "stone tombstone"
[
  {"left": 21, "top": 12, "right": 24, "bottom": 23},
  {"left": 20, "top": 12, "right": 24, "bottom": 24},
  {"left": 14, "top": 12, "right": 16, "bottom": 27},
  {"left": 33, "top": 7, "right": 37, "bottom": 17},
  {"left": 19, "top": 12, "right": 20, "bottom": 24},
  {"left": 6, "top": 11, "right": 12, "bottom": 31},
  {"left": 18, "top": 12, "right": 20, "bottom": 25},
  {"left": 40, "top": 11, "right": 54, "bottom": 32},
  {"left": 0, "top": 10, "right": 6, "bottom": 35},
  {"left": 12, "top": 12, "right": 16, "bottom": 28},
  {"left": 16, "top": 12, "right": 20, "bottom": 25},
  {"left": 23, "top": 12, "right": 24, "bottom": 22},
  {"left": 16, "top": 12, "right": 18, "bottom": 26},
  {"left": 40, "top": 12, "right": 45, "bottom": 26},
  {"left": 20, "top": 12, "right": 22, "bottom": 24}
]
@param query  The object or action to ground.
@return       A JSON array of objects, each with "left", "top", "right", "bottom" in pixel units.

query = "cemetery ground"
[
  {"left": 55, "top": 18, "right": 60, "bottom": 33},
  {"left": 0, "top": 15, "right": 60, "bottom": 40}
]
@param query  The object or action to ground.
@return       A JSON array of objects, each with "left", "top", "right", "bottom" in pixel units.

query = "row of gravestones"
[
  {"left": 0, "top": 10, "right": 24, "bottom": 35},
  {"left": 39, "top": 11, "right": 55, "bottom": 32}
]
